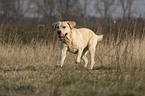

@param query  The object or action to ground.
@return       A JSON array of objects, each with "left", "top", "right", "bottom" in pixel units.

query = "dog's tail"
[{"left": 96, "top": 35, "right": 103, "bottom": 41}]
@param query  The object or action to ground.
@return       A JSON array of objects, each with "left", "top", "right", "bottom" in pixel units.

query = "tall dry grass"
[{"left": 0, "top": 21, "right": 145, "bottom": 96}]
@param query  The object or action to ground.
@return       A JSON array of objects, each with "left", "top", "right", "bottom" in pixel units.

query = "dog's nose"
[{"left": 57, "top": 30, "right": 61, "bottom": 34}]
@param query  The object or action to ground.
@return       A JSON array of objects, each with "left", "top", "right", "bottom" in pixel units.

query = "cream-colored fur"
[{"left": 53, "top": 21, "right": 103, "bottom": 69}]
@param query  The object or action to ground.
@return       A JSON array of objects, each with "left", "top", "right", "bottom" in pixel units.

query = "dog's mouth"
[
  {"left": 57, "top": 33, "right": 68, "bottom": 41},
  {"left": 57, "top": 34, "right": 64, "bottom": 41}
]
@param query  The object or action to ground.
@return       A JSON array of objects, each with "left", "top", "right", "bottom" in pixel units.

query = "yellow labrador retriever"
[{"left": 53, "top": 21, "right": 103, "bottom": 69}]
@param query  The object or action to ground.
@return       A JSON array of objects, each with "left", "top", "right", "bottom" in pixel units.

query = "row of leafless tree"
[
  {"left": 0, "top": 0, "right": 141, "bottom": 23},
  {"left": 95, "top": 0, "right": 134, "bottom": 19}
]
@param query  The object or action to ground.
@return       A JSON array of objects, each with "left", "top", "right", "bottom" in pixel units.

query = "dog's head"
[{"left": 53, "top": 21, "right": 76, "bottom": 41}]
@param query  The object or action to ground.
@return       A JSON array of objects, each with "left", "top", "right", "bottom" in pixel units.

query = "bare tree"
[
  {"left": 82, "top": 0, "right": 92, "bottom": 18},
  {"left": 29, "top": 0, "right": 82, "bottom": 21},
  {"left": 0, "top": 0, "right": 25, "bottom": 19},
  {"left": 27, "top": 0, "right": 55, "bottom": 22},
  {"left": 95, "top": 0, "right": 115, "bottom": 19},
  {"left": 0, "top": 0, "right": 15, "bottom": 16},
  {"left": 14, "top": 0, "right": 25, "bottom": 19},
  {"left": 56, "top": 0, "right": 82, "bottom": 20},
  {"left": 81, "top": 0, "right": 92, "bottom": 25},
  {"left": 28, "top": 0, "right": 43, "bottom": 20},
  {"left": 119, "top": 0, "right": 134, "bottom": 18},
  {"left": 42, "top": 0, "right": 55, "bottom": 18}
]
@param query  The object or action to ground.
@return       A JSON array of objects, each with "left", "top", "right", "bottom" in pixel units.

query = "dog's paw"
[
  {"left": 84, "top": 64, "right": 88, "bottom": 68},
  {"left": 88, "top": 67, "right": 93, "bottom": 70},
  {"left": 75, "top": 61, "right": 80, "bottom": 64},
  {"left": 56, "top": 64, "right": 61, "bottom": 68}
]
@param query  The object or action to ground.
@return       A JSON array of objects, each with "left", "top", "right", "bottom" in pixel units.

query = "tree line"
[{"left": 0, "top": 0, "right": 143, "bottom": 24}]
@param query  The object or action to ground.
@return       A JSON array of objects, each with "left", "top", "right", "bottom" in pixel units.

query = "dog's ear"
[
  {"left": 67, "top": 21, "right": 76, "bottom": 29},
  {"left": 52, "top": 22, "right": 58, "bottom": 28}
]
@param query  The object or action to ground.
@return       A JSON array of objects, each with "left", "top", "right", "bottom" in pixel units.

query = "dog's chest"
[
  {"left": 63, "top": 39, "right": 78, "bottom": 53},
  {"left": 68, "top": 43, "right": 78, "bottom": 53}
]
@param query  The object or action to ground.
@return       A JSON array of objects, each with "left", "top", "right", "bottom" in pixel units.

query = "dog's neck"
[{"left": 62, "top": 30, "right": 73, "bottom": 45}]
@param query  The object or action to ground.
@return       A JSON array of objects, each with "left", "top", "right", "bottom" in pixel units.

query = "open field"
[{"left": 0, "top": 21, "right": 145, "bottom": 96}]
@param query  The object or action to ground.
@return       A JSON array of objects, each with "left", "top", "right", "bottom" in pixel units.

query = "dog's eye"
[
  {"left": 57, "top": 26, "right": 59, "bottom": 29},
  {"left": 63, "top": 26, "right": 66, "bottom": 29}
]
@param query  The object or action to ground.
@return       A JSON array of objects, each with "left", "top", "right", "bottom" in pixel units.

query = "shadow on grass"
[
  {"left": 0, "top": 65, "right": 38, "bottom": 72},
  {"left": 93, "top": 65, "right": 116, "bottom": 70}
]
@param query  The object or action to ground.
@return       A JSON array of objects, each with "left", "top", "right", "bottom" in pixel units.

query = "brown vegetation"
[{"left": 0, "top": 20, "right": 145, "bottom": 96}]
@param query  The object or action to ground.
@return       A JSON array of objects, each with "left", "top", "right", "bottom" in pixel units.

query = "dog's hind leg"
[
  {"left": 81, "top": 47, "right": 88, "bottom": 68},
  {"left": 89, "top": 49, "right": 95, "bottom": 69},
  {"left": 88, "top": 38, "right": 97, "bottom": 69}
]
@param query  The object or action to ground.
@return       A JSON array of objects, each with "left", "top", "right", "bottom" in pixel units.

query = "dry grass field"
[{"left": 0, "top": 21, "right": 145, "bottom": 96}]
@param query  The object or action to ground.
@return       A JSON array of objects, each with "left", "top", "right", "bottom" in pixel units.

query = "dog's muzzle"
[
  {"left": 57, "top": 34, "right": 64, "bottom": 41},
  {"left": 57, "top": 33, "right": 68, "bottom": 41}
]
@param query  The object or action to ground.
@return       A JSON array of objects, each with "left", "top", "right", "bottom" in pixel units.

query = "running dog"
[{"left": 53, "top": 21, "right": 103, "bottom": 69}]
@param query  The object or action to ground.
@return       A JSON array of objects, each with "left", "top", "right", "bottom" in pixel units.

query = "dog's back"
[{"left": 73, "top": 28, "right": 103, "bottom": 43}]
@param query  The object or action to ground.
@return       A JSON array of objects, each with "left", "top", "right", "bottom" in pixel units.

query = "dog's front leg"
[
  {"left": 56, "top": 42, "right": 67, "bottom": 68},
  {"left": 76, "top": 48, "right": 84, "bottom": 64}
]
